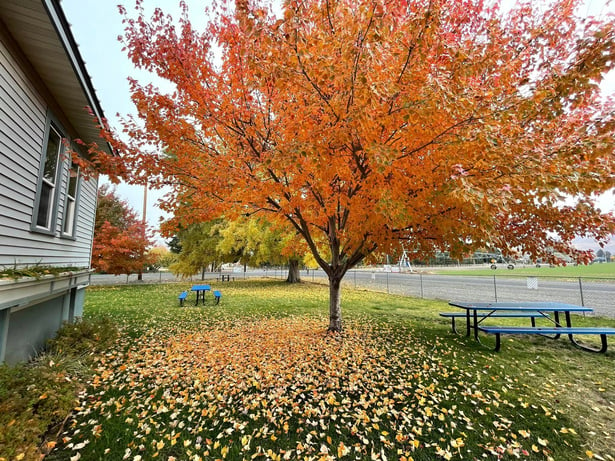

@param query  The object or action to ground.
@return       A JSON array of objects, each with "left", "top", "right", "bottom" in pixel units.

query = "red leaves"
[{"left": 91, "top": 186, "right": 155, "bottom": 275}]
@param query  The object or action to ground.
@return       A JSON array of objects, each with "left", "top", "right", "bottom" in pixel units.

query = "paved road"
[{"left": 89, "top": 269, "right": 615, "bottom": 318}]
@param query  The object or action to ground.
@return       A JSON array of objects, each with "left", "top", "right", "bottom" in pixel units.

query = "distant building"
[{"left": 0, "top": 0, "right": 113, "bottom": 363}]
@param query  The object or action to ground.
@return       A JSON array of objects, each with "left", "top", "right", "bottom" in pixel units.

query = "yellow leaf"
[
  {"left": 337, "top": 441, "right": 350, "bottom": 458},
  {"left": 586, "top": 451, "right": 593, "bottom": 458},
  {"left": 450, "top": 438, "right": 464, "bottom": 448}
]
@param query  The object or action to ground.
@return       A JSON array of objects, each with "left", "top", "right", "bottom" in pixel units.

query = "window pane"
[
  {"left": 68, "top": 163, "right": 78, "bottom": 198},
  {"left": 37, "top": 182, "right": 53, "bottom": 228},
  {"left": 63, "top": 198, "right": 75, "bottom": 234},
  {"left": 43, "top": 127, "right": 61, "bottom": 183}
]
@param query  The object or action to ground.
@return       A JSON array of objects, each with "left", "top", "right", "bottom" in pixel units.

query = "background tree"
[
  {"left": 168, "top": 220, "right": 225, "bottom": 279},
  {"left": 217, "top": 217, "right": 306, "bottom": 282},
  {"left": 94, "top": 184, "right": 132, "bottom": 231},
  {"left": 166, "top": 235, "right": 182, "bottom": 254},
  {"left": 94, "top": 0, "right": 615, "bottom": 331},
  {"left": 148, "top": 246, "right": 175, "bottom": 270},
  {"left": 92, "top": 186, "right": 154, "bottom": 276}
]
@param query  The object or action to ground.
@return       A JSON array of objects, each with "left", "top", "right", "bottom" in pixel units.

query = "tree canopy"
[{"left": 91, "top": 0, "right": 615, "bottom": 330}]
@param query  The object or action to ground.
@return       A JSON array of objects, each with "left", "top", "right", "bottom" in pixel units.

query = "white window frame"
[
  {"left": 32, "top": 118, "right": 64, "bottom": 234},
  {"left": 62, "top": 160, "right": 80, "bottom": 238}
]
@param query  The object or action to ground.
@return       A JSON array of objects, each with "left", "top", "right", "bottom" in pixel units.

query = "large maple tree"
[{"left": 93, "top": 0, "right": 615, "bottom": 331}]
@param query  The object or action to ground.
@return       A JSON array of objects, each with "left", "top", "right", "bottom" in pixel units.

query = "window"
[
  {"left": 62, "top": 161, "right": 79, "bottom": 236},
  {"left": 34, "top": 124, "right": 62, "bottom": 231}
]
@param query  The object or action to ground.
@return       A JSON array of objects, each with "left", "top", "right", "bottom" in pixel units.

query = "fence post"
[
  {"left": 420, "top": 273, "right": 424, "bottom": 298},
  {"left": 493, "top": 275, "right": 498, "bottom": 302},
  {"left": 578, "top": 277, "right": 585, "bottom": 307}
]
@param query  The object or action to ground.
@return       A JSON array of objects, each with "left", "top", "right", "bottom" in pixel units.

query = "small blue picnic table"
[{"left": 191, "top": 284, "right": 211, "bottom": 306}]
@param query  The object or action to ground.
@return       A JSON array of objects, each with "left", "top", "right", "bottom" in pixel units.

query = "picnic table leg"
[
  {"left": 493, "top": 332, "right": 502, "bottom": 352},
  {"left": 473, "top": 310, "right": 480, "bottom": 341},
  {"left": 195, "top": 291, "right": 199, "bottom": 306},
  {"left": 466, "top": 310, "right": 471, "bottom": 337},
  {"left": 451, "top": 317, "right": 458, "bottom": 334},
  {"left": 548, "top": 311, "right": 562, "bottom": 340},
  {"left": 562, "top": 311, "right": 608, "bottom": 352},
  {"left": 569, "top": 332, "right": 608, "bottom": 353}
]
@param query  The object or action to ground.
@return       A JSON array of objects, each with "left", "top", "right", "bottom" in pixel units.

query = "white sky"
[{"left": 61, "top": 0, "right": 614, "bottom": 246}]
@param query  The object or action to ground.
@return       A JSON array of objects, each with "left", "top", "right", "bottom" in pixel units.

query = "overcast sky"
[
  {"left": 62, "top": 0, "right": 211, "bottom": 239},
  {"left": 61, "top": 0, "right": 614, "bottom": 247}
]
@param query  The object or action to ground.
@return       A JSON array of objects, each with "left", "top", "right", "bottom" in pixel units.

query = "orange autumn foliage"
[{"left": 91, "top": 0, "right": 615, "bottom": 330}]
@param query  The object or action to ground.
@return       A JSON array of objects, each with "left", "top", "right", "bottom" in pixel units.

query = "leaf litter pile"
[{"left": 53, "top": 315, "right": 582, "bottom": 460}]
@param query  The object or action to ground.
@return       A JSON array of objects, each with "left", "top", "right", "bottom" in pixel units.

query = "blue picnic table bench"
[
  {"left": 439, "top": 311, "right": 549, "bottom": 335},
  {"left": 446, "top": 301, "right": 615, "bottom": 353}
]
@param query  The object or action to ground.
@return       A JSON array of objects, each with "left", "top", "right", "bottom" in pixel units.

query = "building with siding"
[{"left": 0, "top": 0, "right": 112, "bottom": 363}]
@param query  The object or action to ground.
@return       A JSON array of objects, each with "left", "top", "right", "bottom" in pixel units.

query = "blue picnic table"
[
  {"left": 446, "top": 301, "right": 615, "bottom": 352},
  {"left": 191, "top": 284, "right": 211, "bottom": 306}
]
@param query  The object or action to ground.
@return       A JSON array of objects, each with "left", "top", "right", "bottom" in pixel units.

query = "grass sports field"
[{"left": 431, "top": 262, "right": 615, "bottom": 278}]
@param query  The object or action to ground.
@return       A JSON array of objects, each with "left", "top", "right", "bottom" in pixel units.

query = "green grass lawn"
[
  {"left": 429, "top": 262, "right": 615, "bottom": 278},
  {"left": 42, "top": 280, "right": 615, "bottom": 461}
]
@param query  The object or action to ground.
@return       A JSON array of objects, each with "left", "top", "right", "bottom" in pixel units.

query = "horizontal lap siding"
[{"left": 0, "top": 40, "right": 97, "bottom": 269}]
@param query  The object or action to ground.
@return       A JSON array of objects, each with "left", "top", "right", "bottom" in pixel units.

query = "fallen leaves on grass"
[{"left": 54, "top": 315, "right": 577, "bottom": 460}]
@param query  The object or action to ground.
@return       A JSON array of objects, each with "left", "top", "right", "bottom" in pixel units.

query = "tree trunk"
[
  {"left": 286, "top": 259, "right": 301, "bottom": 283},
  {"left": 201, "top": 266, "right": 206, "bottom": 281},
  {"left": 328, "top": 275, "right": 342, "bottom": 332}
]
